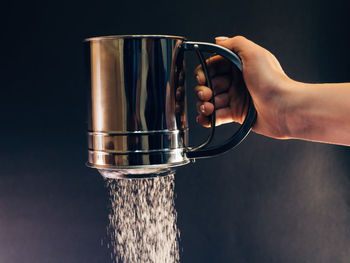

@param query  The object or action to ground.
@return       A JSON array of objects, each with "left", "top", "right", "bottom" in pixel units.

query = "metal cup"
[{"left": 84, "top": 35, "right": 256, "bottom": 177}]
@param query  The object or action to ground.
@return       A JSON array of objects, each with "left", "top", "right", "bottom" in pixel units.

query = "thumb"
[{"left": 215, "top": 35, "right": 256, "bottom": 59}]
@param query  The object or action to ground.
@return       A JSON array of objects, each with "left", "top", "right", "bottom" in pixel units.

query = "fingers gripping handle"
[
  {"left": 182, "top": 41, "right": 257, "bottom": 159},
  {"left": 187, "top": 45, "right": 216, "bottom": 152}
]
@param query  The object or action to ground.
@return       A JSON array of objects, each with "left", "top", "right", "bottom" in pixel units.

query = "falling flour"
[{"left": 105, "top": 173, "right": 180, "bottom": 263}]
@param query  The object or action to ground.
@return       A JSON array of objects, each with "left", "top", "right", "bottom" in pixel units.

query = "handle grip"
[{"left": 181, "top": 41, "right": 257, "bottom": 159}]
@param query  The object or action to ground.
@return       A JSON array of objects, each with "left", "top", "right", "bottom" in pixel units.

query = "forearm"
[{"left": 285, "top": 81, "right": 350, "bottom": 146}]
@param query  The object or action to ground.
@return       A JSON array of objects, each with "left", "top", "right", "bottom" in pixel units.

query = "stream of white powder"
[{"left": 104, "top": 172, "right": 180, "bottom": 263}]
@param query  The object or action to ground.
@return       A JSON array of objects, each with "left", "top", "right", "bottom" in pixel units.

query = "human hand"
[{"left": 195, "top": 36, "right": 295, "bottom": 139}]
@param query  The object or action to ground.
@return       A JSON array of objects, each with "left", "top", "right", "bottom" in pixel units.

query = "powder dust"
[{"left": 104, "top": 173, "right": 180, "bottom": 263}]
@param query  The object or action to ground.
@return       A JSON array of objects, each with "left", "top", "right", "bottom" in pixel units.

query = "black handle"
[{"left": 181, "top": 41, "right": 257, "bottom": 159}]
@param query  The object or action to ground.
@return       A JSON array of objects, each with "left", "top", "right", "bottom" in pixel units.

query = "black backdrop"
[{"left": 2, "top": 0, "right": 350, "bottom": 262}]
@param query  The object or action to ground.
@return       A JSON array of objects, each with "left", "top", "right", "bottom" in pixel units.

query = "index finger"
[{"left": 194, "top": 55, "right": 232, "bottom": 85}]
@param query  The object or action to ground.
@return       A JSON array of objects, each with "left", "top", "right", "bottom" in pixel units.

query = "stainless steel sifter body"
[{"left": 84, "top": 35, "right": 257, "bottom": 178}]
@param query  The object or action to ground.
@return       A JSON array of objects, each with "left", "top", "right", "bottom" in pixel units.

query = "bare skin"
[{"left": 195, "top": 36, "right": 350, "bottom": 146}]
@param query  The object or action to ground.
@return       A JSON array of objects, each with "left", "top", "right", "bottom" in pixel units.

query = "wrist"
[
  {"left": 252, "top": 76, "right": 303, "bottom": 140},
  {"left": 283, "top": 80, "right": 314, "bottom": 140}
]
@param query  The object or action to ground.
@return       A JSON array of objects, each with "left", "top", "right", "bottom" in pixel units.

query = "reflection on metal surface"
[{"left": 85, "top": 36, "right": 188, "bottom": 169}]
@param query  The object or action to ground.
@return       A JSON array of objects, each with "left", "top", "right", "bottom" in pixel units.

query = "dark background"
[{"left": 2, "top": 0, "right": 350, "bottom": 262}]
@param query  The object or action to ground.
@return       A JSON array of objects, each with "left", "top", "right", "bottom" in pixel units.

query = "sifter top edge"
[{"left": 84, "top": 34, "right": 187, "bottom": 42}]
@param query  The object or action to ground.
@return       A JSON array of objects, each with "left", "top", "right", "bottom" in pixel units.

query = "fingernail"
[
  {"left": 215, "top": 36, "right": 229, "bottom": 42},
  {"left": 195, "top": 74, "right": 200, "bottom": 83},
  {"left": 197, "top": 91, "right": 203, "bottom": 99},
  {"left": 200, "top": 105, "right": 205, "bottom": 113}
]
